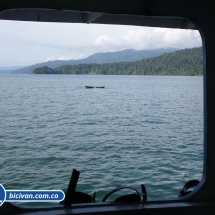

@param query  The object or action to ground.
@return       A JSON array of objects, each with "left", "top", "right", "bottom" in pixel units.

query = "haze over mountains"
[
  {"left": 0, "top": 66, "right": 23, "bottom": 74},
  {"left": 11, "top": 48, "right": 178, "bottom": 74}
]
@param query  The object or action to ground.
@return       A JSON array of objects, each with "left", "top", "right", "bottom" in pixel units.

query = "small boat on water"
[{"left": 85, "top": 86, "right": 105, "bottom": 88}]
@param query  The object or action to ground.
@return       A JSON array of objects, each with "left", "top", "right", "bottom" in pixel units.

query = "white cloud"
[
  {"left": 45, "top": 56, "right": 77, "bottom": 62},
  {"left": 161, "top": 29, "right": 202, "bottom": 48},
  {"left": 122, "top": 28, "right": 202, "bottom": 50},
  {"left": 93, "top": 35, "right": 121, "bottom": 52},
  {"left": 0, "top": 21, "right": 202, "bottom": 67},
  {"left": 46, "top": 57, "right": 57, "bottom": 62},
  {"left": 94, "top": 35, "right": 117, "bottom": 45},
  {"left": 122, "top": 29, "right": 155, "bottom": 49},
  {"left": 58, "top": 56, "right": 73, "bottom": 61}
]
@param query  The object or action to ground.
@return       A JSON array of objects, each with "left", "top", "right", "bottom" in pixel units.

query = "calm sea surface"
[{"left": 0, "top": 74, "right": 203, "bottom": 205}]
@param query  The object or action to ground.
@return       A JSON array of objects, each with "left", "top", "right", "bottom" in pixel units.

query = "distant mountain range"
[
  {"left": 33, "top": 47, "right": 203, "bottom": 76},
  {"left": 11, "top": 48, "right": 178, "bottom": 74},
  {"left": 0, "top": 66, "right": 24, "bottom": 74}
]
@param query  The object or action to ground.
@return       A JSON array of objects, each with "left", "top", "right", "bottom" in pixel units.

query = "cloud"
[
  {"left": 93, "top": 35, "right": 121, "bottom": 52},
  {"left": 92, "top": 28, "right": 202, "bottom": 54},
  {"left": 122, "top": 29, "right": 156, "bottom": 49},
  {"left": 0, "top": 21, "right": 202, "bottom": 67},
  {"left": 43, "top": 28, "right": 202, "bottom": 64},
  {"left": 94, "top": 35, "right": 117, "bottom": 45},
  {"left": 46, "top": 57, "right": 57, "bottom": 62},
  {"left": 58, "top": 56, "right": 73, "bottom": 61},
  {"left": 161, "top": 29, "right": 202, "bottom": 48},
  {"left": 45, "top": 56, "right": 76, "bottom": 62},
  {"left": 122, "top": 28, "right": 202, "bottom": 50}
]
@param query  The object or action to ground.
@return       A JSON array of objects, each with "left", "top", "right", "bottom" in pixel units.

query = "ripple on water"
[{"left": 0, "top": 75, "right": 203, "bottom": 204}]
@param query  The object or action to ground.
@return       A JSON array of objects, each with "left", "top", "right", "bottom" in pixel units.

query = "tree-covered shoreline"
[{"left": 32, "top": 47, "right": 203, "bottom": 76}]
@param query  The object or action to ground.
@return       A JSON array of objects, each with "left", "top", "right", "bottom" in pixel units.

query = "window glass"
[{"left": 0, "top": 21, "right": 203, "bottom": 205}]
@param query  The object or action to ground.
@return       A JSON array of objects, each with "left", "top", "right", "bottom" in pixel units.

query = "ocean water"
[{"left": 0, "top": 74, "right": 203, "bottom": 204}]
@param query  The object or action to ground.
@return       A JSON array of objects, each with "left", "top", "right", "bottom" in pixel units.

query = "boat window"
[{"left": 0, "top": 20, "right": 203, "bottom": 206}]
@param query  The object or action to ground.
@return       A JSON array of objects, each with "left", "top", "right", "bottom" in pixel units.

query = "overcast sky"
[{"left": 0, "top": 20, "right": 202, "bottom": 67}]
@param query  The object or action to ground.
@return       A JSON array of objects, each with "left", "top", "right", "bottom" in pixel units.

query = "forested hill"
[
  {"left": 12, "top": 48, "right": 177, "bottom": 74},
  {"left": 32, "top": 47, "right": 203, "bottom": 76}
]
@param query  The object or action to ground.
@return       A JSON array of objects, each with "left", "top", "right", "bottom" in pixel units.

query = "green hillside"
[
  {"left": 32, "top": 47, "right": 203, "bottom": 76},
  {"left": 13, "top": 48, "right": 177, "bottom": 74},
  {"left": 32, "top": 66, "right": 60, "bottom": 74}
]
